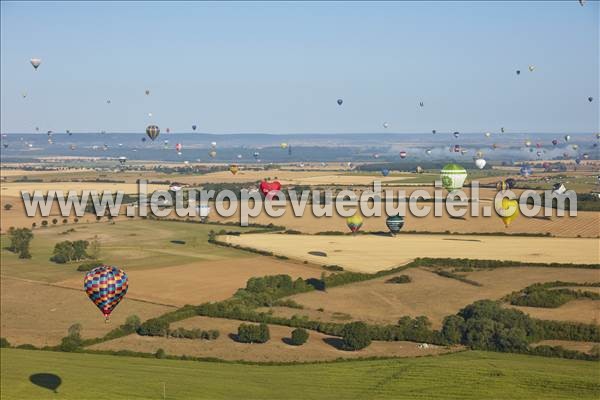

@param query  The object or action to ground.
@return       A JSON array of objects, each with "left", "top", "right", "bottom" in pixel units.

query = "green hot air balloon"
[
  {"left": 146, "top": 125, "right": 160, "bottom": 141},
  {"left": 440, "top": 163, "right": 467, "bottom": 191},
  {"left": 386, "top": 214, "right": 404, "bottom": 235}
]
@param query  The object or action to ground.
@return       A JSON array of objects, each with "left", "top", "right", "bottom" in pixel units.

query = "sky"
[{"left": 1, "top": 1, "right": 598, "bottom": 134}]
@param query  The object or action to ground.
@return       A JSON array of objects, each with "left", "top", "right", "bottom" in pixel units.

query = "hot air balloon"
[
  {"left": 381, "top": 168, "right": 390, "bottom": 177},
  {"left": 475, "top": 158, "right": 486, "bottom": 169},
  {"left": 572, "top": 144, "right": 579, "bottom": 151},
  {"left": 237, "top": 154, "right": 243, "bottom": 159},
  {"left": 386, "top": 214, "right": 404, "bottom": 235},
  {"left": 373, "top": 153, "right": 380, "bottom": 159},
  {"left": 30, "top": 58, "right": 41, "bottom": 70},
  {"left": 166, "top": 128, "right": 170, "bottom": 134},
  {"left": 582, "top": 153, "right": 590, "bottom": 160},
  {"left": 415, "top": 166, "right": 424, "bottom": 174},
  {"left": 210, "top": 141, "right": 217, "bottom": 148},
  {"left": 141, "top": 137, "right": 147, "bottom": 142},
  {"left": 552, "top": 183, "right": 567, "bottom": 195},
  {"left": 575, "top": 158, "right": 581, "bottom": 165},
  {"left": 259, "top": 180, "right": 282, "bottom": 200},
  {"left": 432, "top": 129, "right": 437, "bottom": 134},
  {"left": 440, "top": 164, "right": 467, "bottom": 191},
  {"left": 106, "top": 99, "right": 111, "bottom": 104},
  {"left": 69, "top": 144, "right": 76, "bottom": 151},
  {"left": 67, "top": 130, "right": 72, "bottom": 136},
  {"left": 564, "top": 135, "right": 571, "bottom": 142},
  {"left": 552, "top": 139, "right": 558, "bottom": 146},
  {"left": 175, "top": 143, "right": 182, "bottom": 152},
  {"left": 484, "top": 132, "right": 491, "bottom": 138},
  {"left": 399, "top": 151, "right": 407, "bottom": 159},
  {"left": 425, "top": 149, "right": 432, "bottom": 155},
  {"left": 383, "top": 122, "right": 389, "bottom": 129},
  {"left": 145, "top": 89, "right": 150, "bottom": 96},
  {"left": 192, "top": 125, "right": 197, "bottom": 131},
  {"left": 519, "top": 165, "right": 532, "bottom": 177},
  {"left": 146, "top": 125, "right": 160, "bottom": 141},
  {"left": 419, "top": 101, "right": 424, "bottom": 107},
  {"left": 453, "top": 144, "right": 461, "bottom": 153},
  {"left": 501, "top": 127, "right": 505, "bottom": 133},
  {"left": 148, "top": 112, "right": 153, "bottom": 118},
  {"left": 21, "top": 92, "right": 27, "bottom": 98},
  {"left": 337, "top": 99, "right": 343, "bottom": 106},
  {"left": 453, "top": 131, "right": 460, "bottom": 139},
  {"left": 497, "top": 198, "right": 519, "bottom": 228},
  {"left": 3, "top": 144, "right": 8, "bottom": 149},
  {"left": 346, "top": 214, "right": 363, "bottom": 234},
  {"left": 84, "top": 265, "right": 128, "bottom": 321},
  {"left": 253, "top": 151, "right": 260, "bottom": 159},
  {"left": 229, "top": 164, "right": 239, "bottom": 175},
  {"left": 524, "top": 140, "right": 532, "bottom": 147},
  {"left": 280, "top": 142, "right": 288, "bottom": 149},
  {"left": 118, "top": 156, "right": 127, "bottom": 164},
  {"left": 208, "top": 150, "right": 217, "bottom": 158},
  {"left": 588, "top": 97, "right": 594, "bottom": 102},
  {"left": 516, "top": 70, "right": 521, "bottom": 75}
]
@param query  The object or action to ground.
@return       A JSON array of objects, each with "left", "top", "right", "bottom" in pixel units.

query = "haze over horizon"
[{"left": 1, "top": 1, "right": 598, "bottom": 134}]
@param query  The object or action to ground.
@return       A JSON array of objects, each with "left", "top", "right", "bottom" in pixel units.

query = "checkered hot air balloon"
[{"left": 84, "top": 266, "right": 128, "bottom": 321}]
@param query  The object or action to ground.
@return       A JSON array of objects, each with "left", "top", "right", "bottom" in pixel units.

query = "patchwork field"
[
  {"left": 2, "top": 349, "right": 599, "bottom": 400},
  {"left": 0, "top": 277, "right": 173, "bottom": 347},
  {"left": 89, "top": 316, "right": 454, "bottom": 362},
  {"left": 287, "top": 267, "right": 600, "bottom": 328},
  {"left": 508, "top": 300, "right": 600, "bottom": 326},
  {"left": 222, "top": 233, "right": 600, "bottom": 272}
]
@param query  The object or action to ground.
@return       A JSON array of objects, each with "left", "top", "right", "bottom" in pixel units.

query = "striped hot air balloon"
[
  {"left": 84, "top": 265, "right": 128, "bottom": 321},
  {"left": 386, "top": 214, "right": 404, "bottom": 235},
  {"left": 146, "top": 125, "right": 160, "bottom": 141},
  {"left": 346, "top": 214, "right": 363, "bottom": 234}
]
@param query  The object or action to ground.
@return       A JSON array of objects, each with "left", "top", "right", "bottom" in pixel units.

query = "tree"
[
  {"left": 124, "top": 315, "right": 141, "bottom": 331},
  {"left": 155, "top": 348, "right": 166, "bottom": 359},
  {"left": 60, "top": 323, "right": 83, "bottom": 352},
  {"left": 290, "top": 328, "right": 309, "bottom": 345},
  {"left": 88, "top": 235, "right": 101, "bottom": 260},
  {"left": 41, "top": 220, "right": 48, "bottom": 227},
  {"left": 137, "top": 318, "right": 169, "bottom": 336},
  {"left": 7, "top": 227, "right": 33, "bottom": 259},
  {"left": 52, "top": 218, "right": 58, "bottom": 225},
  {"left": 237, "top": 323, "right": 270, "bottom": 343},
  {"left": 441, "top": 315, "right": 465, "bottom": 344},
  {"left": 0, "top": 337, "right": 10, "bottom": 348},
  {"left": 342, "top": 321, "right": 371, "bottom": 350},
  {"left": 31, "top": 222, "right": 37, "bottom": 229},
  {"left": 62, "top": 218, "right": 68, "bottom": 224},
  {"left": 3, "top": 203, "right": 12, "bottom": 211},
  {"left": 50, "top": 240, "right": 89, "bottom": 264}
]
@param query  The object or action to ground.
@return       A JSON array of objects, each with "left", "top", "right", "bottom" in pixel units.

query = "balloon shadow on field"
[{"left": 29, "top": 373, "right": 62, "bottom": 393}]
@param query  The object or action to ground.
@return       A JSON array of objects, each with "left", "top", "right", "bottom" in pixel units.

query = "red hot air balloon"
[
  {"left": 175, "top": 143, "right": 182, "bottom": 152},
  {"left": 259, "top": 180, "right": 282, "bottom": 200}
]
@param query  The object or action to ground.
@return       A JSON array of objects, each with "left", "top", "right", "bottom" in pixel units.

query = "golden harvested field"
[
  {"left": 89, "top": 316, "right": 457, "bottom": 362},
  {"left": 222, "top": 233, "right": 600, "bottom": 272},
  {"left": 0, "top": 277, "right": 173, "bottom": 347},
  {"left": 0, "top": 181, "right": 167, "bottom": 197},
  {"left": 287, "top": 267, "right": 600, "bottom": 328},
  {"left": 0, "top": 168, "right": 93, "bottom": 177},
  {"left": 532, "top": 340, "right": 599, "bottom": 353},
  {"left": 508, "top": 300, "right": 599, "bottom": 326},
  {"left": 58, "top": 257, "right": 323, "bottom": 307}
]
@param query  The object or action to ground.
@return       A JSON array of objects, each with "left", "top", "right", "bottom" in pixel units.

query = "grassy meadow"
[{"left": 2, "top": 349, "right": 599, "bottom": 400}]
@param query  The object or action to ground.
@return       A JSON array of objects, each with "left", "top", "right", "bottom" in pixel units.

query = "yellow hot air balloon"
[
  {"left": 346, "top": 214, "right": 363, "bottom": 234},
  {"left": 497, "top": 197, "right": 519, "bottom": 228},
  {"left": 229, "top": 164, "right": 239, "bottom": 175},
  {"left": 280, "top": 142, "right": 288, "bottom": 149}
]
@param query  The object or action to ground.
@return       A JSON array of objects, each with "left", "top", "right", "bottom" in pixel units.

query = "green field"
[
  {"left": 0, "top": 220, "right": 263, "bottom": 282},
  {"left": 1, "top": 349, "right": 598, "bottom": 399}
]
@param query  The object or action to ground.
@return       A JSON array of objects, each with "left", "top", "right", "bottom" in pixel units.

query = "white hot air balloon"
[
  {"left": 475, "top": 158, "right": 487, "bottom": 169},
  {"left": 30, "top": 58, "right": 41, "bottom": 70}
]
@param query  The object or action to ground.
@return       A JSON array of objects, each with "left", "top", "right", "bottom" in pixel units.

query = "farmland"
[
  {"left": 222, "top": 233, "right": 600, "bottom": 272},
  {"left": 2, "top": 349, "right": 599, "bottom": 400}
]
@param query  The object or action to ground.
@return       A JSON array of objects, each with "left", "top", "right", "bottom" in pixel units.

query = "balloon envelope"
[
  {"left": 386, "top": 215, "right": 404, "bottom": 234},
  {"left": 84, "top": 266, "right": 128, "bottom": 319},
  {"left": 30, "top": 58, "right": 41, "bottom": 70},
  {"left": 346, "top": 214, "right": 363, "bottom": 233},
  {"left": 146, "top": 125, "right": 160, "bottom": 141},
  {"left": 440, "top": 164, "right": 467, "bottom": 191},
  {"left": 475, "top": 158, "right": 486, "bottom": 169}
]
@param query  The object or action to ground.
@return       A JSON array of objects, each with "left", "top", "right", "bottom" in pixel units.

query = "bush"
[
  {"left": 138, "top": 318, "right": 170, "bottom": 337},
  {"left": 4, "top": 203, "right": 12, "bottom": 211},
  {"left": 6, "top": 227, "right": 33, "bottom": 259},
  {"left": 386, "top": 275, "right": 411, "bottom": 284},
  {"left": 323, "top": 265, "right": 344, "bottom": 272},
  {"left": 237, "top": 323, "right": 270, "bottom": 343},
  {"left": 52, "top": 218, "right": 58, "bottom": 225},
  {"left": 124, "top": 315, "right": 142, "bottom": 331},
  {"left": 77, "top": 260, "right": 104, "bottom": 272},
  {"left": 50, "top": 240, "right": 90, "bottom": 264},
  {"left": 16, "top": 344, "right": 37, "bottom": 350},
  {"left": 0, "top": 337, "right": 10, "bottom": 348},
  {"left": 290, "top": 328, "right": 309, "bottom": 346},
  {"left": 342, "top": 321, "right": 371, "bottom": 350},
  {"left": 155, "top": 348, "right": 166, "bottom": 359},
  {"left": 41, "top": 220, "right": 48, "bottom": 227}
]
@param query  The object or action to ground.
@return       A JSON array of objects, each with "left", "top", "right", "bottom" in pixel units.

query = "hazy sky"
[{"left": 1, "top": 1, "right": 598, "bottom": 134}]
